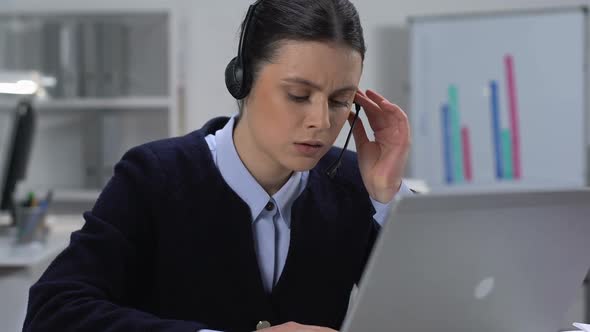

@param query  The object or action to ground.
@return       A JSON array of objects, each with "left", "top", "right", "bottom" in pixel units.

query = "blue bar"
[
  {"left": 442, "top": 104, "right": 453, "bottom": 184},
  {"left": 490, "top": 80, "right": 504, "bottom": 179}
]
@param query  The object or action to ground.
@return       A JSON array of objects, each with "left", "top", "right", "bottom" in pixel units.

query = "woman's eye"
[
  {"left": 288, "top": 94, "right": 309, "bottom": 103},
  {"left": 330, "top": 100, "right": 350, "bottom": 108}
]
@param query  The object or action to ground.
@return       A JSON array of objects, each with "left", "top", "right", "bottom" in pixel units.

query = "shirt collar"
[
  {"left": 215, "top": 116, "right": 308, "bottom": 227},
  {"left": 272, "top": 170, "right": 307, "bottom": 227}
]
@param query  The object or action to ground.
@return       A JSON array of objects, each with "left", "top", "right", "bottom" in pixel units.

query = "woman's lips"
[{"left": 294, "top": 142, "right": 324, "bottom": 156}]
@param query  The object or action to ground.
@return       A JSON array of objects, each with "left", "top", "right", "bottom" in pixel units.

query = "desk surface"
[{"left": 0, "top": 215, "right": 83, "bottom": 268}]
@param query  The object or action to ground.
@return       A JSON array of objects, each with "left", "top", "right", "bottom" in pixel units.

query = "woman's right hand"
[{"left": 259, "top": 321, "right": 338, "bottom": 332}]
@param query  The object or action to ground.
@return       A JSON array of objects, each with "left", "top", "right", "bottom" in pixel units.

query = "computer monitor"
[{"left": 0, "top": 99, "right": 36, "bottom": 216}]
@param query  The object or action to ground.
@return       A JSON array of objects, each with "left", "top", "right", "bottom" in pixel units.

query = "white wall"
[{"left": 178, "top": 0, "right": 252, "bottom": 128}]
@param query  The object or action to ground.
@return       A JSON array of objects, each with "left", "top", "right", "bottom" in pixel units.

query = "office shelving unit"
[{"left": 0, "top": 5, "right": 185, "bottom": 209}]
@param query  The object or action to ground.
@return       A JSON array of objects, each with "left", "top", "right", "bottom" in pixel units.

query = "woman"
[{"left": 23, "top": 0, "right": 411, "bottom": 331}]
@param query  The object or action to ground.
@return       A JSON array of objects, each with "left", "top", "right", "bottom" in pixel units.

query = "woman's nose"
[{"left": 305, "top": 101, "right": 331, "bottom": 130}]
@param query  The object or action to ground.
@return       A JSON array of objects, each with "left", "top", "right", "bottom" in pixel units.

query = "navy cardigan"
[{"left": 23, "top": 117, "right": 380, "bottom": 332}]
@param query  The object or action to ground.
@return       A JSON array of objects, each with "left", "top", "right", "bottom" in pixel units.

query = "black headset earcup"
[{"left": 225, "top": 57, "right": 248, "bottom": 99}]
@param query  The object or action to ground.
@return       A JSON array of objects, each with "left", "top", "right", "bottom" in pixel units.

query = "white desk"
[{"left": 0, "top": 215, "right": 83, "bottom": 332}]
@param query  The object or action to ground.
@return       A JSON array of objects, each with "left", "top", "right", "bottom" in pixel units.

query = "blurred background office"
[{"left": 0, "top": 0, "right": 589, "bottom": 331}]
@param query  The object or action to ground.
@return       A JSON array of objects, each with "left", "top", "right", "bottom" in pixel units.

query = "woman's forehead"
[{"left": 264, "top": 40, "right": 363, "bottom": 89}]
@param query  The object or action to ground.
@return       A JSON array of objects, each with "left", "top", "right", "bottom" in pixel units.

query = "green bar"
[
  {"left": 448, "top": 85, "right": 464, "bottom": 182},
  {"left": 502, "top": 129, "right": 513, "bottom": 180}
]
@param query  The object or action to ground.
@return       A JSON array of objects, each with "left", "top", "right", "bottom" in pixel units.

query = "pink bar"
[
  {"left": 504, "top": 54, "right": 522, "bottom": 179},
  {"left": 461, "top": 127, "right": 473, "bottom": 182}
]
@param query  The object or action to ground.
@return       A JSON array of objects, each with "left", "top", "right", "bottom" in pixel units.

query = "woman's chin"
[{"left": 283, "top": 156, "right": 321, "bottom": 172}]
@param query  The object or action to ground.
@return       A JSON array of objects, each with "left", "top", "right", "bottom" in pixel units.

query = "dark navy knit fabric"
[{"left": 23, "top": 117, "right": 380, "bottom": 332}]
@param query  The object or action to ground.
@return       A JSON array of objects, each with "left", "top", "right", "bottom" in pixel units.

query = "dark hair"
[{"left": 237, "top": 0, "right": 366, "bottom": 109}]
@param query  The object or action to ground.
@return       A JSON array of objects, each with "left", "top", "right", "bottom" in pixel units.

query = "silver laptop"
[{"left": 342, "top": 189, "right": 590, "bottom": 332}]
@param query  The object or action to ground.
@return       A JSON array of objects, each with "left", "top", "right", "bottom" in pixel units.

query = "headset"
[
  {"left": 225, "top": 0, "right": 263, "bottom": 100},
  {"left": 225, "top": 0, "right": 362, "bottom": 178}
]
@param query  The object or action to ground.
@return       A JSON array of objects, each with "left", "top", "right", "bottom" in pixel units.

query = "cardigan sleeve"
[
  {"left": 370, "top": 181, "right": 414, "bottom": 227},
  {"left": 23, "top": 145, "right": 207, "bottom": 332}
]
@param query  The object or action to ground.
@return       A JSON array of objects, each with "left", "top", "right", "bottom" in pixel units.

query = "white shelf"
[
  {"left": 37, "top": 97, "right": 170, "bottom": 111},
  {"left": 52, "top": 189, "right": 101, "bottom": 202},
  {"left": 24, "top": 189, "right": 100, "bottom": 204},
  {"left": 0, "top": 97, "right": 170, "bottom": 112}
]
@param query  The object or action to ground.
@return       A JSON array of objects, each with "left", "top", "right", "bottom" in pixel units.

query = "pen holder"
[{"left": 14, "top": 205, "right": 49, "bottom": 244}]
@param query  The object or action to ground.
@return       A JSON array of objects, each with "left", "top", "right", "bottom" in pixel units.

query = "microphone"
[{"left": 325, "top": 102, "right": 362, "bottom": 179}]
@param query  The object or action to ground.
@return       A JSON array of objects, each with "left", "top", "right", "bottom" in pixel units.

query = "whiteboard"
[{"left": 409, "top": 8, "right": 587, "bottom": 192}]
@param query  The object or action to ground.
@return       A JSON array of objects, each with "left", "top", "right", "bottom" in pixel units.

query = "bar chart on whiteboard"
[{"left": 410, "top": 9, "right": 587, "bottom": 192}]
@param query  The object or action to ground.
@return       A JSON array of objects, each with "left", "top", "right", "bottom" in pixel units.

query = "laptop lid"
[{"left": 342, "top": 189, "right": 590, "bottom": 332}]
